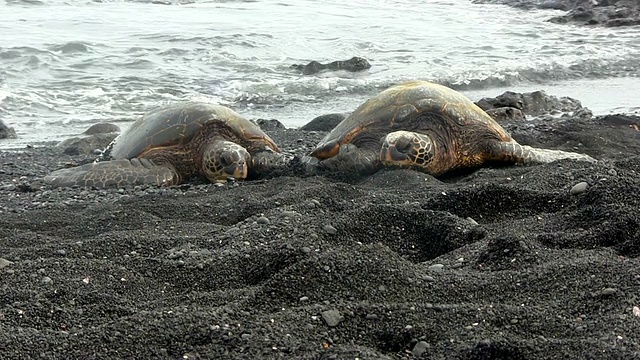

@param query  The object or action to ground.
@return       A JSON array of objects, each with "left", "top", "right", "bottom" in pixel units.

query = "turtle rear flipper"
[
  {"left": 44, "top": 158, "right": 181, "bottom": 189},
  {"left": 490, "top": 141, "right": 597, "bottom": 165}
]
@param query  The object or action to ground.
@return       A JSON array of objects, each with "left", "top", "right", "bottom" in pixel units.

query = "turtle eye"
[
  {"left": 395, "top": 137, "right": 413, "bottom": 154},
  {"left": 219, "top": 154, "right": 231, "bottom": 167},
  {"left": 392, "top": 104, "right": 418, "bottom": 127}
]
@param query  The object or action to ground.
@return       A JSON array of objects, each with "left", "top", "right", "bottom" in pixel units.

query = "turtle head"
[
  {"left": 380, "top": 130, "right": 435, "bottom": 172},
  {"left": 202, "top": 140, "right": 250, "bottom": 182}
]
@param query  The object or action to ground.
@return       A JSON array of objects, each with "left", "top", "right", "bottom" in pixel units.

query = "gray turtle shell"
[
  {"left": 108, "top": 102, "right": 278, "bottom": 159},
  {"left": 311, "top": 80, "right": 512, "bottom": 158}
]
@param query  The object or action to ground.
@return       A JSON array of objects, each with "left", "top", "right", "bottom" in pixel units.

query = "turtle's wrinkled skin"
[
  {"left": 45, "top": 102, "right": 285, "bottom": 188},
  {"left": 307, "top": 80, "right": 596, "bottom": 176}
]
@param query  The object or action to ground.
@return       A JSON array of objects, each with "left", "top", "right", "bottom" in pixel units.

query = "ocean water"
[{"left": 1, "top": 0, "right": 639, "bottom": 149}]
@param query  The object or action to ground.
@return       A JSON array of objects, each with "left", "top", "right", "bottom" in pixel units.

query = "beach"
[{"left": 1, "top": 108, "right": 639, "bottom": 359}]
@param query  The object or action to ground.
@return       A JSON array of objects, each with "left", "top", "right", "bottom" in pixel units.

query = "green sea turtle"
[
  {"left": 306, "top": 80, "right": 596, "bottom": 176},
  {"left": 45, "top": 102, "right": 285, "bottom": 188}
]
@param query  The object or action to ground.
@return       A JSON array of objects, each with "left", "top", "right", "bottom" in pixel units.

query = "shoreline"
[{"left": 2, "top": 76, "right": 640, "bottom": 150}]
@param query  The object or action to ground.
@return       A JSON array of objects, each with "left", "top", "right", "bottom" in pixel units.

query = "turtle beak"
[
  {"left": 310, "top": 139, "right": 340, "bottom": 159},
  {"left": 381, "top": 142, "right": 405, "bottom": 163},
  {"left": 225, "top": 160, "right": 248, "bottom": 180},
  {"left": 379, "top": 131, "right": 418, "bottom": 167}
]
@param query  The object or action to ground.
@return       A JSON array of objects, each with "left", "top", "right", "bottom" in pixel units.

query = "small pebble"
[
  {"left": 323, "top": 224, "right": 337, "bottom": 235},
  {"left": 0, "top": 258, "right": 13, "bottom": 269},
  {"left": 256, "top": 216, "right": 270, "bottom": 225},
  {"left": 570, "top": 181, "right": 588, "bottom": 195},
  {"left": 281, "top": 211, "right": 296, "bottom": 217},
  {"left": 42, "top": 276, "right": 53, "bottom": 284},
  {"left": 428, "top": 264, "right": 444, "bottom": 272},
  {"left": 422, "top": 275, "right": 435, "bottom": 282},
  {"left": 299, "top": 296, "right": 309, "bottom": 302},
  {"left": 412, "top": 341, "right": 430, "bottom": 357},
  {"left": 365, "top": 314, "right": 379, "bottom": 320},
  {"left": 55, "top": 249, "right": 66, "bottom": 256},
  {"left": 600, "top": 288, "right": 617, "bottom": 296},
  {"left": 321, "top": 310, "right": 343, "bottom": 327}
]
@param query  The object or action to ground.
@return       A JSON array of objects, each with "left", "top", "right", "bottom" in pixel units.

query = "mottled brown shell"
[
  {"left": 311, "top": 80, "right": 512, "bottom": 159},
  {"left": 110, "top": 102, "right": 279, "bottom": 159}
]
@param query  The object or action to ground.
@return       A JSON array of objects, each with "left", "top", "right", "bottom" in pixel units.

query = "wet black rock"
[
  {"left": 0, "top": 119, "right": 17, "bottom": 139},
  {"left": 253, "top": 118, "right": 286, "bottom": 131},
  {"left": 291, "top": 56, "right": 372, "bottom": 75},
  {"left": 474, "top": 0, "right": 640, "bottom": 27},
  {"left": 485, "top": 107, "right": 527, "bottom": 122},
  {"left": 56, "top": 123, "right": 121, "bottom": 155},
  {"left": 83, "top": 122, "right": 121, "bottom": 135},
  {"left": 475, "top": 90, "right": 587, "bottom": 117},
  {"left": 549, "top": 0, "right": 640, "bottom": 26},
  {"left": 597, "top": 113, "right": 640, "bottom": 131},
  {"left": 300, "top": 112, "right": 350, "bottom": 132}
]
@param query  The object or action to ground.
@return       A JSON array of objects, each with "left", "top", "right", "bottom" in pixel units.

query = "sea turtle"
[
  {"left": 45, "top": 102, "right": 285, "bottom": 188},
  {"left": 306, "top": 80, "right": 596, "bottom": 176}
]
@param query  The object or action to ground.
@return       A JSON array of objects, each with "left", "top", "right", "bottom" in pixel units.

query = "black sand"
[{"left": 1, "top": 112, "right": 640, "bottom": 359}]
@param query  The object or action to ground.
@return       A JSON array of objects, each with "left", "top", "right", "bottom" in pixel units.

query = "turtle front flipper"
[
  {"left": 249, "top": 150, "right": 289, "bottom": 179},
  {"left": 489, "top": 141, "right": 598, "bottom": 165},
  {"left": 44, "top": 158, "right": 181, "bottom": 188},
  {"left": 305, "top": 144, "right": 381, "bottom": 176}
]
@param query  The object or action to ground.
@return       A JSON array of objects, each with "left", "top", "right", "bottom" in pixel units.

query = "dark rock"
[
  {"left": 0, "top": 119, "right": 17, "bottom": 139},
  {"left": 597, "top": 114, "right": 640, "bottom": 131},
  {"left": 300, "top": 112, "right": 350, "bottom": 132},
  {"left": 83, "top": 123, "right": 121, "bottom": 135},
  {"left": 476, "top": 90, "right": 586, "bottom": 117},
  {"left": 540, "top": 0, "right": 571, "bottom": 10},
  {"left": 476, "top": 0, "right": 640, "bottom": 27},
  {"left": 56, "top": 123, "right": 121, "bottom": 155},
  {"left": 291, "top": 56, "right": 372, "bottom": 75},
  {"left": 485, "top": 107, "right": 527, "bottom": 122},
  {"left": 57, "top": 132, "right": 120, "bottom": 156},
  {"left": 252, "top": 118, "right": 285, "bottom": 131},
  {"left": 471, "top": 0, "right": 557, "bottom": 10}
]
